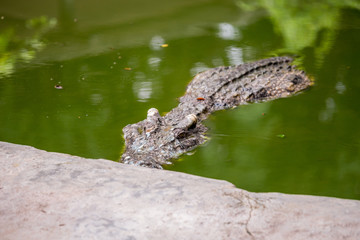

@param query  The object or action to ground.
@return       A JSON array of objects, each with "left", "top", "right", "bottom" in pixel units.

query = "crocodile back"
[{"left": 170, "top": 57, "right": 311, "bottom": 122}]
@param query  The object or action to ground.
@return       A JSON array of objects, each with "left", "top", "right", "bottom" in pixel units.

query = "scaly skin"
[{"left": 121, "top": 57, "right": 312, "bottom": 168}]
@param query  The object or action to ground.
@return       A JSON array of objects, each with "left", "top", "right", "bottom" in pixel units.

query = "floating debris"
[
  {"left": 124, "top": 67, "right": 132, "bottom": 71},
  {"left": 161, "top": 44, "right": 168, "bottom": 48},
  {"left": 54, "top": 84, "right": 63, "bottom": 90},
  {"left": 1, "top": 16, "right": 4, "bottom": 20},
  {"left": 276, "top": 134, "right": 286, "bottom": 139}
]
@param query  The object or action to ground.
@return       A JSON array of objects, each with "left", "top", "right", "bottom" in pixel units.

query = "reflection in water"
[
  {"left": 149, "top": 35, "right": 166, "bottom": 51},
  {"left": 148, "top": 57, "right": 161, "bottom": 70},
  {"left": 217, "top": 22, "right": 241, "bottom": 40},
  {"left": 190, "top": 62, "right": 209, "bottom": 76},
  {"left": 335, "top": 82, "right": 346, "bottom": 95},
  {"left": 90, "top": 93, "right": 103, "bottom": 106},
  {"left": 237, "top": 0, "right": 359, "bottom": 67},
  {"left": 133, "top": 71, "right": 153, "bottom": 102},
  {"left": 0, "top": 16, "right": 56, "bottom": 76},
  {"left": 133, "top": 81, "right": 153, "bottom": 102},
  {"left": 58, "top": 0, "right": 76, "bottom": 32},
  {"left": 226, "top": 46, "right": 243, "bottom": 65},
  {"left": 211, "top": 58, "right": 225, "bottom": 67},
  {"left": 319, "top": 97, "right": 336, "bottom": 122}
]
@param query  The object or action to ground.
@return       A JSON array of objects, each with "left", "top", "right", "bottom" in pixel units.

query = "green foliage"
[
  {"left": 0, "top": 16, "right": 56, "bottom": 76},
  {"left": 236, "top": 0, "right": 360, "bottom": 65}
]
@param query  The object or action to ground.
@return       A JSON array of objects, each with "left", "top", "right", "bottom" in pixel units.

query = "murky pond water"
[{"left": 1, "top": 0, "right": 359, "bottom": 199}]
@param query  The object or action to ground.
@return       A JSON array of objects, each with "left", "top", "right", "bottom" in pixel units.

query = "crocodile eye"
[
  {"left": 291, "top": 75, "right": 303, "bottom": 84},
  {"left": 284, "top": 74, "right": 303, "bottom": 85},
  {"left": 185, "top": 114, "right": 197, "bottom": 129},
  {"left": 175, "top": 114, "right": 198, "bottom": 130}
]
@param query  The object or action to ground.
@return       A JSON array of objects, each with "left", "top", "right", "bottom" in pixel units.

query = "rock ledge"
[{"left": 0, "top": 141, "right": 359, "bottom": 239}]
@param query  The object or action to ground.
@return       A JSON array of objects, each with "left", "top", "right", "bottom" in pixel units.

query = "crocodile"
[{"left": 121, "top": 57, "right": 312, "bottom": 168}]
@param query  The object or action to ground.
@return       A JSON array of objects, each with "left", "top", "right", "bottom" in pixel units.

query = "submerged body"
[{"left": 121, "top": 57, "right": 312, "bottom": 168}]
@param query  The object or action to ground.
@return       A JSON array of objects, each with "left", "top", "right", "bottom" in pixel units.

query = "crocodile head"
[
  {"left": 121, "top": 108, "right": 207, "bottom": 169},
  {"left": 245, "top": 70, "right": 312, "bottom": 102}
]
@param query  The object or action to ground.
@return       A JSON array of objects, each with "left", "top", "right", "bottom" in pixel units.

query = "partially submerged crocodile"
[{"left": 121, "top": 57, "right": 312, "bottom": 168}]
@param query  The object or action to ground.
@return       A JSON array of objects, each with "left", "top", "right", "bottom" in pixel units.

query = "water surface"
[{"left": 1, "top": 0, "right": 359, "bottom": 199}]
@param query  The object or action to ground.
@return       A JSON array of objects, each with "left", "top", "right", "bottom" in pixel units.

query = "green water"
[{"left": 1, "top": 0, "right": 359, "bottom": 199}]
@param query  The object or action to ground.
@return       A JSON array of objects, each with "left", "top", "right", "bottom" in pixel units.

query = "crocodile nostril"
[{"left": 147, "top": 108, "right": 160, "bottom": 118}]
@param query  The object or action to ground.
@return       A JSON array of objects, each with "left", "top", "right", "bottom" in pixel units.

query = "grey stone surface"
[{"left": 0, "top": 141, "right": 359, "bottom": 240}]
